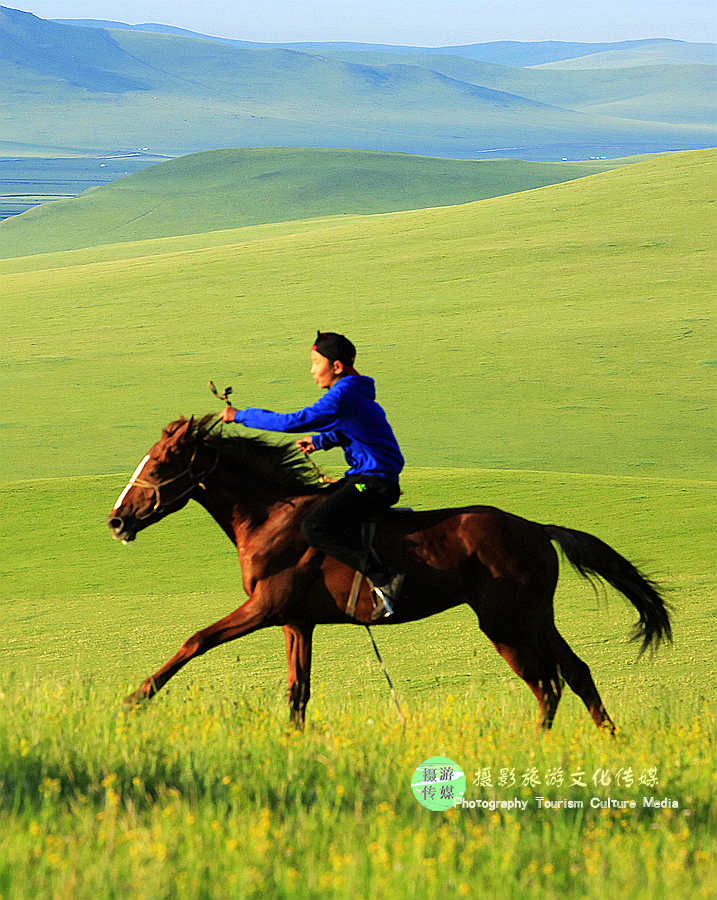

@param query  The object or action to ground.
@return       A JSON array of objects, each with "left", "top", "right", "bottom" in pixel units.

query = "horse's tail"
[{"left": 544, "top": 524, "right": 672, "bottom": 656}]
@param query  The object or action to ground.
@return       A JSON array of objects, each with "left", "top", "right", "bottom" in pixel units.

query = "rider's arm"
[
  {"left": 232, "top": 387, "right": 341, "bottom": 434},
  {"left": 311, "top": 430, "right": 341, "bottom": 450}
]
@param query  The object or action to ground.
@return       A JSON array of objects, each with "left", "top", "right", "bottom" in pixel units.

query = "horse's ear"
[
  {"left": 178, "top": 416, "right": 196, "bottom": 444},
  {"left": 174, "top": 416, "right": 193, "bottom": 441},
  {"left": 162, "top": 416, "right": 182, "bottom": 436},
  {"left": 162, "top": 416, "right": 193, "bottom": 442}
]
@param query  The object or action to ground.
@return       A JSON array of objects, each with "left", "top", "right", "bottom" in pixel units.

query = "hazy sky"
[{"left": 15, "top": 0, "right": 717, "bottom": 44}]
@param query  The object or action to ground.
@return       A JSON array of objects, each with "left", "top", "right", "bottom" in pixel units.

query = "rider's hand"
[
  {"left": 297, "top": 436, "right": 316, "bottom": 454},
  {"left": 221, "top": 406, "right": 238, "bottom": 423}
]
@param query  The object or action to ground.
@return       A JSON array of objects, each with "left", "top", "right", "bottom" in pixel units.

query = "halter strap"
[{"left": 130, "top": 444, "right": 220, "bottom": 519}]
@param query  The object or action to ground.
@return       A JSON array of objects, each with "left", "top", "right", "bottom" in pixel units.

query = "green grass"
[
  {"left": 1, "top": 470, "right": 715, "bottom": 898},
  {"left": 2, "top": 467, "right": 714, "bottom": 689},
  {"left": 1, "top": 681, "right": 714, "bottom": 899},
  {"left": 1, "top": 150, "right": 714, "bottom": 482},
  {"left": 1, "top": 147, "right": 714, "bottom": 897},
  {"left": 0, "top": 149, "right": 635, "bottom": 256}
]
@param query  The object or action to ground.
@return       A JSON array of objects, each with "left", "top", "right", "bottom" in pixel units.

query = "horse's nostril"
[{"left": 108, "top": 516, "right": 123, "bottom": 531}]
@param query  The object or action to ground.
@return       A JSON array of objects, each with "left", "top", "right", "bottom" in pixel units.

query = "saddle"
[{"left": 347, "top": 507, "right": 412, "bottom": 620}]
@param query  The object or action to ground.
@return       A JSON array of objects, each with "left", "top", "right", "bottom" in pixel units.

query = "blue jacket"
[{"left": 232, "top": 375, "right": 404, "bottom": 480}]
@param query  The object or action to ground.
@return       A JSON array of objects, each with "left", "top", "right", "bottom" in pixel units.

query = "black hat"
[{"left": 312, "top": 331, "right": 356, "bottom": 366}]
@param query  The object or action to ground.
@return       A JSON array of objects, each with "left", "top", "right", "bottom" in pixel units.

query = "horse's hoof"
[
  {"left": 598, "top": 719, "right": 618, "bottom": 737},
  {"left": 124, "top": 689, "right": 149, "bottom": 707}
]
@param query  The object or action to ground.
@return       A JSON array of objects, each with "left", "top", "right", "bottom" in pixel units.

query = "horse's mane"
[{"left": 171, "top": 414, "right": 325, "bottom": 494}]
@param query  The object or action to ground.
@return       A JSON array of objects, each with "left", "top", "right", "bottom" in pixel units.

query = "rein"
[
  {"left": 303, "top": 449, "right": 332, "bottom": 485},
  {"left": 131, "top": 444, "right": 220, "bottom": 519}
]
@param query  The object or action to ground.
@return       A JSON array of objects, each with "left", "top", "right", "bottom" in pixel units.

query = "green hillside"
[
  {"left": 1, "top": 134, "right": 714, "bottom": 898},
  {"left": 316, "top": 50, "right": 717, "bottom": 125},
  {"left": 0, "top": 6, "right": 146, "bottom": 91},
  {"left": 0, "top": 7, "right": 714, "bottom": 158},
  {"left": 1, "top": 150, "right": 713, "bottom": 484},
  {"left": 0, "top": 149, "right": 633, "bottom": 257},
  {"left": 572, "top": 71, "right": 717, "bottom": 124}
]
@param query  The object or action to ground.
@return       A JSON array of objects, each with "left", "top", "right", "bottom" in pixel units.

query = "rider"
[{"left": 221, "top": 331, "right": 405, "bottom": 616}]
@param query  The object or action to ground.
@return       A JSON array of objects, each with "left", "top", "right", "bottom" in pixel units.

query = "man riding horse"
[
  {"left": 109, "top": 369, "right": 671, "bottom": 729},
  {"left": 221, "top": 331, "right": 405, "bottom": 616}
]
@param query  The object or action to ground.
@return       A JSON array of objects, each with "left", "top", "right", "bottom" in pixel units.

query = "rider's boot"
[{"left": 369, "top": 571, "right": 405, "bottom": 619}]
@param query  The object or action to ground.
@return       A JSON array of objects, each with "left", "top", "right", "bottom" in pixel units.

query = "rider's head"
[{"left": 311, "top": 331, "right": 357, "bottom": 389}]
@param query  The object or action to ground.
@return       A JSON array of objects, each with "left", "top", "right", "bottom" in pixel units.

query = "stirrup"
[
  {"left": 369, "top": 573, "right": 405, "bottom": 619},
  {"left": 370, "top": 585, "right": 395, "bottom": 619}
]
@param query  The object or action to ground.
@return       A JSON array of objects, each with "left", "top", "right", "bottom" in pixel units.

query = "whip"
[
  {"left": 208, "top": 380, "right": 233, "bottom": 406},
  {"left": 208, "top": 379, "right": 331, "bottom": 484}
]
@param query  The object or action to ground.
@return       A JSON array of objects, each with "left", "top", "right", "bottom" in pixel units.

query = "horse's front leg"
[
  {"left": 124, "top": 595, "right": 271, "bottom": 705},
  {"left": 283, "top": 622, "right": 315, "bottom": 729}
]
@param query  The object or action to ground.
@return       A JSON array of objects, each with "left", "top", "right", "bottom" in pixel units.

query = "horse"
[{"left": 106, "top": 415, "right": 672, "bottom": 732}]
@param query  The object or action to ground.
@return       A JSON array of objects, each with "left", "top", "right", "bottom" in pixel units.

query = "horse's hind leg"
[
  {"left": 283, "top": 623, "right": 314, "bottom": 729},
  {"left": 491, "top": 641, "right": 564, "bottom": 730},
  {"left": 472, "top": 579, "right": 564, "bottom": 730},
  {"left": 550, "top": 630, "right": 616, "bottom": 734}
]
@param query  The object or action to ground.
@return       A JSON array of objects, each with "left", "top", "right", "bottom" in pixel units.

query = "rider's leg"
[
  {"left": 301, "top": 475, "right": 403, "bottom": 616},
  {"left": 300, "top": 475, "right": 400, "bottom": 576}
]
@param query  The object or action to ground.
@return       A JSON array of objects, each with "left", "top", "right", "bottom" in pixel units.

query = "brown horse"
[{"left": 107, "top": 415, "right": 671, "bottom": 732}]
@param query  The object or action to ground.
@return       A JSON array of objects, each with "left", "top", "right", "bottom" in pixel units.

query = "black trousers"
[{"left": 300, "top": 474, "right": 401, "bottom": 579}]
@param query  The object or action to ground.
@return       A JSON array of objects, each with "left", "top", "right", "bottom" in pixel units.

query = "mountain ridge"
[
  {"left": 1, "top": 6, "right": 714, "bottom": 158},
  {"left": 48, "top": 19, "right": 716, "bottom": 67}
]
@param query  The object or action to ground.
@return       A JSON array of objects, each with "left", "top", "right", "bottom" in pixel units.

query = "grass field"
[
  {"left": 1, "top": 149, "right": 715, "bottom": 896},
  {"left": 0, "top": 149, "right": 634, "bottom": 257},
  {"left": 1, "top": 150, "right": 714, "bottom": 482},
  {"left": 2, "top": 471, "right": 715, "bottom": 898}
]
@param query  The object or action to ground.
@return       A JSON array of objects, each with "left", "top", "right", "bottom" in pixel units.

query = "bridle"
[{"left": 130, "top": 443, "right": 220, "bottom": 519}]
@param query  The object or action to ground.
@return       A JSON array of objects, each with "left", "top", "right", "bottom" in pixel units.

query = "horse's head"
[{"left": 107, "top": 416, "right": 217, "bottom": 543}]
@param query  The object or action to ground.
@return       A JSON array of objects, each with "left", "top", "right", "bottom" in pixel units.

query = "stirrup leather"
[{"left": 346, "top": 571, "right": 391, "bottom": 620}]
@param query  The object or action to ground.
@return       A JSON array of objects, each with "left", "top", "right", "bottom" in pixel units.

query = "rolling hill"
[
  {"left": 534, "top": 42, "right": 717, "bottom": 68},
  {"left": 0, "top": 5, "right": 150, "bottom": 91},
  {"left": 1, "top": 149, "right": 713, "bottom": 484},
  {"left": 1, "top": 6, "right": 714, "bottom": 159},
  {"left": 50, "top": 23, "right": 717, "bottom": 68},
  {"left": 0, "top": 137, "right": 714, "bottom": 899},
  {"left": 310, "top": 49, "right": 717, "bottom": 125},
  {"left": 0, "top": 149, "right": 635, "bottom": 257}
]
